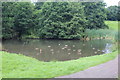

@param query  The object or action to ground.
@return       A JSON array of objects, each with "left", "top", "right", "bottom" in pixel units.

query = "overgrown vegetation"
[{"left": 1, "top": 50, "right": 118, "bottom": 78}]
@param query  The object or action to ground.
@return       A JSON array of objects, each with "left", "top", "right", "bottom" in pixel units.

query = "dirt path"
[{"left": 57, "top": 55, "right": 119, "bottom": 78}]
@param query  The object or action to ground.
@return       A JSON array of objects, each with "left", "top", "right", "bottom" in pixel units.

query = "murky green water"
[{"left": 2, "top": 39, "right": 113, "bottom": 61}]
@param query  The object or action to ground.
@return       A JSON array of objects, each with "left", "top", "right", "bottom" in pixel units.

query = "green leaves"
[
  {"left": 106, "top": 6, "right": 119, "bottom": 21},
  {"left": 82, "top": 2, "right": 108, "bottom": 29},
  {"left": 37, "top": 2, "right": 86, "bottom": 39},
  {"left": 2, "top": 2, "right": 109, "bottom": 39}
]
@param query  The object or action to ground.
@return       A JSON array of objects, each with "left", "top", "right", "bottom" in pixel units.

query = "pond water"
[{"left": 2, "top": 39, "right": 113, "bottom": 62}]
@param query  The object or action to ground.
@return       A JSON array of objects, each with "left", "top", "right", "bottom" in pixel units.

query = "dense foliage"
[
  {"left": 2, "top": 2, "right": 110, "bottom": 39},
  {"left": 106, "top": 6, "right": 120, "bottom": 21},
  {"left": 14, "top": 2, "right": 34, "bottom": 38},
  {"left": 2, "top": 2, "right": 16, "bottom": 39},
  {"left": 2, "top": 2, "right": 34, "bottom": 39},
  {"left": 82, "top": 2, "right": 108, "bottom": 29},
  {"left": 37, "top": 2, "right": 86, "bottom": 39}
]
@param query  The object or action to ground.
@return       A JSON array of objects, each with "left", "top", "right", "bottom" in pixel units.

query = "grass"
[
  {"left": 1, "top": 50, "right": 118, "bottom": 78},
  {"left": 85, "top": 21, "right": 119, "bottom": 40},
  {"left": 0, "top": 53, "right": 2, "bottom": 79},
  {"left": 105, "top": 21, "right": 118, "bottom": 30}
]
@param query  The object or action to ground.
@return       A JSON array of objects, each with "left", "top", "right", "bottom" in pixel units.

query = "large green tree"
[
  {"left": 82, "top": 2, "right": 108, "bottom": 29},
  {"left": 14, "top": 2, "right": 34, "bottom": 38},
  {"left": 106, "top": 6, "right": 119, "bottom": 21},
  {"left": 2, "top": 2, "right": 17, "bottom": 39},
  {"left": 35, "top": 2, "right": 44, "bottom": 10},
  {"left": 37, "top": 2, "right": 86, "bottom": 39}
]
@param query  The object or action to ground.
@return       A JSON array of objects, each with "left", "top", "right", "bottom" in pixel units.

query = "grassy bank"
[
  {"left": 85, "top": 21, "right": 118, "bottom": 40},
  {"left": 0, "top": 53, "right": 2, "bottom": 79},
  {"left": 105, "top": 21, "right": 118, "bottom": 30},
  {"left": 1, "top": 50, "right": 118, "bottom": 78}
]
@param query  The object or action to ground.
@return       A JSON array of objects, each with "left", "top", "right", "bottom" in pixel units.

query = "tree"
[
  {"left": 35, "top": 2, "right": 44, "bottom": 10},
  {"left": 118, "top": 6, "right": 120, "bottom": 21},
  {"left": 106, "top": 6, "right": 119, "bottom": 21},
  {"left": 14, "top": 2, "right": 34, "bottom": 38},
  {"left": 82, "top": 2, "right": 108, "bottom": 29},
  {"left": 37, "top": 2, "right": 86, "bottom": 39},
  {"left": 2, "top": 2, "right": 16, "bottom": 39}
]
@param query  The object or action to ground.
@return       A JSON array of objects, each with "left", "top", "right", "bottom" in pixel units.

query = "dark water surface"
[{"left": 2, "top": 39, "right": 113, "bottom": 61}]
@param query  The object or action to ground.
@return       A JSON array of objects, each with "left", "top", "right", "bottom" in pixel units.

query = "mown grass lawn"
[
  {"left": 1, "top": 50, "right": 118, "bottom": 78},
  {"left": 105, "top": 21, "right": 118, "bottom": 30}
]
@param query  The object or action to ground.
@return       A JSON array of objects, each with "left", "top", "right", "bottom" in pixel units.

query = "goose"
[
  {"left": 52, "top": 52, "right": 54, "bottom": 54},
  {"left": 65, "top": 45, "right": 68, "bottom": 47},
  {"left": 68, "top": 53, "right": 71, "bottom": 55},
  {"left": 62, "top": 48, "right": 65, "bottom": 50},
  {"left": 73, "top": 50, "right": 76, "bottom": 51},
  {"left": 97, "top": 49, "right": 100, "bottom": 51},
  {"left": 37, "top": 53, "right": 39, "bottom": 55},
  {"left": 68, "top": 49, "right": 71, "bottom": 51},
  {"left": 40, "top": 49, "right": 42, "bottom": 53},
  {"left": 48, "top": 46, "right": 51, "bottom": 48},
  {"left": 94, "top": 51, "right": 97, "bottom": 54},
  {"left": 50, "top": 49, "right": 54, "bottom": 51},
  {"left": 78, "top": 52, "right": 81, "bottom": 55},
  {"left": 73, "top": 45, "right": 75, "bottom": 47},
  {"left": 92, "top": 48, "right": 95, "bottom": 50},
  {"left": 83, "top": 44, "right": 85, "bottom": 46},
  {"left": 35, "top": 48, "right": 39, "bottom": 50},
  {"left": 78, "top": 49, "right": 81, "bottom": 52}
]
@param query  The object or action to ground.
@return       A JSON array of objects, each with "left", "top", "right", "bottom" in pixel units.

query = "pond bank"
[{"left": 1, "top": 50, "right": 118, "bottom": 78}]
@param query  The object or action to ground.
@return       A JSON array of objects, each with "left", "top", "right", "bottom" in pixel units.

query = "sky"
[{"left": 104, "top": 0, "right": 119, "bottom": 7}]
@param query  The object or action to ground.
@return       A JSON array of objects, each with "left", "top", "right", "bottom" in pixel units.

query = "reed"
[{"left": 85, "top": 29, "right": 118, "bottom": 40}]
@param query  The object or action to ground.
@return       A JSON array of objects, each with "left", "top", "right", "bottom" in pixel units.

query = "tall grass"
[
  {"left": 85, "top": 29, "right": 118, "bottom": 40},
  {"left": 85, "top": 21, "right": 119, "bottom": 41}
]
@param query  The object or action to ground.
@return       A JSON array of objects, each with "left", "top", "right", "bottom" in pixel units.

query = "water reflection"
[{"left": 2, "top": 39, "right": 113, "bottom": 61}]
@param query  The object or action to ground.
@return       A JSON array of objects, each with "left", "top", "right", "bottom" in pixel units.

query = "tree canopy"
[
  {"left": 2, "top": 2, "right": 109, "bottom": 39},
  {"left": 37, "top": 2, "right": 86, "bottom": 39},
  {"left": 106, "top": 6, "right": 119, "bottom": 21}
]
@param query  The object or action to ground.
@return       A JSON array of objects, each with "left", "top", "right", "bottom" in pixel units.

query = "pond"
[{"left": 2, "top": 39, "right": 113, "bottom": 62}]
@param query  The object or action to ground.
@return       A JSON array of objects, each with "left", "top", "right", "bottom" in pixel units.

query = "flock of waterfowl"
[{"left": 35, "top": 43, "right": 104, "bottom": 55}]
